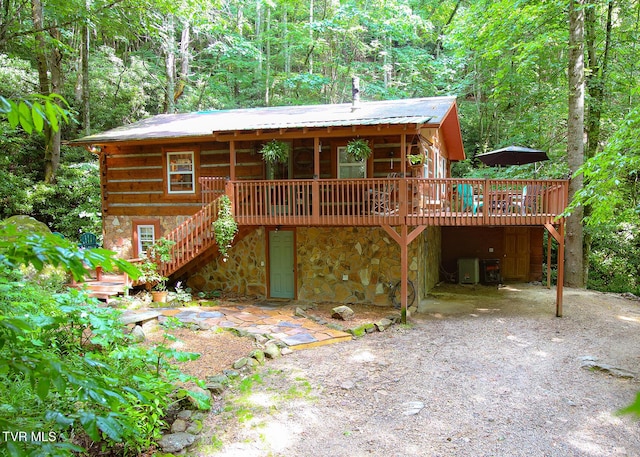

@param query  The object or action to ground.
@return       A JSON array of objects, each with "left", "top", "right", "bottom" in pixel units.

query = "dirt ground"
[{"left": 155, "top": 284, "right": 640, "bottom": 456}]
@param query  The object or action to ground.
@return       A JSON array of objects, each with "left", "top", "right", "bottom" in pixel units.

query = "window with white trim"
[
  {"left": 167, "top": 151, "right": 195, "bottom": 194},
  {"left": 337, "top": 146, "right": 366, "bottom": 178},
  {"left": 137, "top": 225, "right": 156, "bottom": 257}
]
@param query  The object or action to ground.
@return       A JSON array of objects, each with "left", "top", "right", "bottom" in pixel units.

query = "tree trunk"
[
  {"left": 163, "top": 15, "right": 176, "bottom": 114},
  {"left": 265, "top": 5, "right": 271, "bottom": 105},
  {"left": 583, "top": 0, "right": 613, "bottom": 284},
  {"left": 174, "top": 21, "right": 190, "bottom": 105},
  {"left": 308, "top": 0, "right": 314, "bottom": 74},
  {"left": 31, "top": 0, "right": 61, "bottom": 184},
  {"left": 566, "top": 0, "right": 585, "bottom": 288},
  {"left": 585, "top": 0, "right": 612, "bottom": 160},
  {"left": 81, "top": 0, "right": 91, "bottom": 135},
  {"left": 46, "top": 31, "right": 62, "bottom": 183}
]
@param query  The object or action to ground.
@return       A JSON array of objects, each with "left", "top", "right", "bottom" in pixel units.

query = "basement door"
[
  {"left": 502, "top": 227, "right": 530, "bottom": 281},
  {"left": 269, "top": 230, "right": 295, "bottom": 299}
]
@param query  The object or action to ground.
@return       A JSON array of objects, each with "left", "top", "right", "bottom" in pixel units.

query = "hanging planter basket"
[
  {"left": 259, "top": 140, "right": 290, "bottom": 165},
  {"left": 407, "top": 153, "right": 425, "bottom": 168},
  {"left": 345, "top": 139, "right": 372, "bottom": 161}
]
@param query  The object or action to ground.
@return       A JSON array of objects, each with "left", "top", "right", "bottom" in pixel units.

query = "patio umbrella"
[{"left": 475, "top": 146, "right": 549, "bottom": 167}]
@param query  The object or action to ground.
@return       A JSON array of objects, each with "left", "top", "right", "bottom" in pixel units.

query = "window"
[
  {"left": 132, "top": 220, "right": 160, "bottom": 258},
  {"left": 167, "top": 151, "right": 195, "bottom": 194},
  {"left": 137, "top": 225, "right": 155, "bottom": 257},
  {"left": 337, "top": 146, "right": 366, "bottom": 179}
]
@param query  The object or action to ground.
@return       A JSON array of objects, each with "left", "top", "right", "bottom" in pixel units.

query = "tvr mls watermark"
[{"left": 2, "top": 431, "right": 58, "bottom": 443}]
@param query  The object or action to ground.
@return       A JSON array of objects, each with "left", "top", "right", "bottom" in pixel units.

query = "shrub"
[{"left": 0, "top": 224, "right": 208, "bottom": 456}]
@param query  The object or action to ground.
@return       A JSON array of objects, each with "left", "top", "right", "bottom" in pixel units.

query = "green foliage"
[
  {"left": 573, "top": 106, "right": 640, "bottom": 227},
  {"left": 0, "top": 94, "right": 71, "bottom": 134},
  {"left": 586, "top": 225, "right": 640, "bottom": 295},
  {"left": 28, "top": 160, "right": 102, "bottom": 238},
  {"left": 0, "top": 131, "right": 101, "bottom": 238},
  {"left": 345, "top": 139, "right": 372, "bottom": 161},
  {"left": 619, "top": 391, "right": 640, "bottom": 418},
  {"left": 138, "top": 238, "right": 176, "bottom": 291},
  {"left": 259, "top": 140, "right": 290, "bottom": 165},
  {"left": 212, "top": 195, "right": 238, "bottom": 259},
  {"left": 0, "top": 225, "right": 207, "bottom": 456}
]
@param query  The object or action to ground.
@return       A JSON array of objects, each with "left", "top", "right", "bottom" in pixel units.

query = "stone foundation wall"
[
  {"left": 104, "top": 215, "right": 441, "bottom": 307},
  {"left": 103, "top": 215, "right": 189, "bottom": 259},
  {"left": 296, "top": 227, "right": 423, "bottom": 306},
  {"left": 420, "top": 226, "right": 441, "bottom": 296},
  {"left": 187, "top": 227, "right": 267, "bottom": 297}
]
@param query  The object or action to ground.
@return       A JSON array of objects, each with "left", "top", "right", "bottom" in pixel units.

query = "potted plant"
[
  {"left": 259, "top": 140, "right": 290, "bottom": 165},
  {"left": 139, "top": 237, "right": 175, "bottom": 303},
  {"left": 407, "top": 153, "right": 425, "bottom": 167},
  {"left": 138, "top": 260, "right": 169, "bottom": 303},
  {"left": 345, "top": 138, "right": 372, "bottom": 162}
]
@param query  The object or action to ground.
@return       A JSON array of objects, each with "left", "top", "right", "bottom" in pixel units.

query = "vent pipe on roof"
[{"left": 351, "top": 76, "right": 360, "bottom": 112}]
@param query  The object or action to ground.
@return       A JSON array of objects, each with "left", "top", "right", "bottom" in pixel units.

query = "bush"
[
  {"left": 0, "top": 224, "right": 208, "bottom": 456},
  {"left": 587, "top": 224, "right": 640, "bottom": 295}
]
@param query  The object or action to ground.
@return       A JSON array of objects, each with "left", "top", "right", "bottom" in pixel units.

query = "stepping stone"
[
  {"left": 175, "top": 311, "right": 197, "bottom": 319},
  {"left": 277, "top": 321, "right": 302, "bottom": 328},
  {"left": 197, "top": 311, "right": 224, "bottom": 318},
  {"left": 120, "top": 311, "right": 162, "bottom": 325},
  {"left": 280, "top": 333, "right": 318, "bottom": 346}
]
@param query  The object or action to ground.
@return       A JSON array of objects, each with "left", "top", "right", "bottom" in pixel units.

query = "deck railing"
[
  {"left": 200, "top": 176, "right": 227, "bottom": 204},
  {"left": 200, "top": 177, "right": 569, "bottom": 227}
]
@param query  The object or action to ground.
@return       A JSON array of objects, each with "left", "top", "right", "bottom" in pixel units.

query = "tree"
[
  {"left": 565, "top": 0, "right": 586, "bottom": 288},
  {"left": 31, "top": 0, "right": 63, "bottom": 183}
]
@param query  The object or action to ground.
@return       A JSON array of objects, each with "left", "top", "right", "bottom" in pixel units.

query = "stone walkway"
[{"left": 121, "top": 302, "right": 352, "bottom": 350}]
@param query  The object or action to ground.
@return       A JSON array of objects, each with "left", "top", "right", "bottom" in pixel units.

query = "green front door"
[{"left": 269, "top": 230, "right": 295, "bottom": 299}]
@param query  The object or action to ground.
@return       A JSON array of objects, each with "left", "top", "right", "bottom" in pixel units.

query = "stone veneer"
[
  {"left": 296, "top": 227, "right": 410, "bottom": 305},
  {"left": 104, "top": 215, "right": 441, "bottom": 308},
  {"left": 188, "top": 225, "right": 441, "bottom": 309},
  {"left": 103, "top": 215, "right": 190, "bottom": 259},
  {"left": 187, "top": 227, "right": 267, "bottom": 297}
]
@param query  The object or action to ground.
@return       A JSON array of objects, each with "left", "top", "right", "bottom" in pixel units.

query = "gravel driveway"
[{"left": 198, "top": 284, "right": 640, "bottom": 457}]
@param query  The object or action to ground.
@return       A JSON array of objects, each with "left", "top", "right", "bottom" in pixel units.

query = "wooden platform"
[{"left": 71, "top": 273, "right": 129, "bottom": 301}]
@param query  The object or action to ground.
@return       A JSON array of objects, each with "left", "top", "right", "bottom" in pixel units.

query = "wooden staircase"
[
  {"left": 77, "top": 194, "right": 244, "bottom": 298},
  {"left": 157, "top": 196, "right": 225, "bottom": 279}
]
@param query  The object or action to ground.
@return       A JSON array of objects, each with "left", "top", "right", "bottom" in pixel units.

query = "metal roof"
[{"left": 72, "top": 96, "right": 458, "bottom": 144}]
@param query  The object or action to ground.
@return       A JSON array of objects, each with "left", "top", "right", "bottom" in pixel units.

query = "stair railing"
[{"left": 157, "top": 196, "right": 224, "bottom": 278}]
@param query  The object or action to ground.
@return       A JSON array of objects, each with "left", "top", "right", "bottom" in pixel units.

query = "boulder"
[
  {"left": 264, "top": 343, "right": 281, "bottom": 359},
  {"left": 249, "top": 349, "right": 266, "bottom": 364},
  {"left": 158, "top": 432, "right": 198, "bottom": 453},
  {"left": 170, "top": 418, "right": 188, "bottom": 433},
  {"left": 0, "top": 215, "right": 50, "bottom": 235},
  {"left": 332, "top": 305, "right": 355, "bottom": 320},
  {"left": 375, "top": 318, "right": 393, "bottom": 332},
  {"left": 130, "top": 325, "right": 145, "bottom": 342}
]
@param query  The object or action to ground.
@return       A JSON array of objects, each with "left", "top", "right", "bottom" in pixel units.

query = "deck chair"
[
  {"left": 371, "top": 173, "right": 400, "bottom": 215},
  {"left": 515, "top": 185, "right": 543, "bottom": 214},
  {"left": 79, "top": 232, "right": 99, "bottom": 249},
  {"left": 455, "top": 184, "right": 481, "bottom": 213}
]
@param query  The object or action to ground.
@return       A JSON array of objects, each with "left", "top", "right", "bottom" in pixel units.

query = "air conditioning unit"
[{"left": 458, "top": 258, "right": 479, "bottom": 284}]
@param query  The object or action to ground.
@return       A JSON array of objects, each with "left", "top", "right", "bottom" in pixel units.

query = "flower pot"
[{"left": 151, "top": 291, "right": 168, "bottom": 303}]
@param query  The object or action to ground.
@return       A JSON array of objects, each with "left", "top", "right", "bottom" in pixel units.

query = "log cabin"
[{"left": 71, "top": 96, "right": 568, "bottom": 318}]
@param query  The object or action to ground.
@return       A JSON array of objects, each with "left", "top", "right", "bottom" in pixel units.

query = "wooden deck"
[{"left": 202, "top": 177, "right": 569, "bottom": 227}]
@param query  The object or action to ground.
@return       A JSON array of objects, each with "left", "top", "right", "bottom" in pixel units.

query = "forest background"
[{"left": 1, "top": 0, "right": 639, "bottom": 293}]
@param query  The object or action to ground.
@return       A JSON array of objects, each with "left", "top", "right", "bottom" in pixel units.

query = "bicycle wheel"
[{"left": 391, "top": 279, "right": 416, "bottom": 310}]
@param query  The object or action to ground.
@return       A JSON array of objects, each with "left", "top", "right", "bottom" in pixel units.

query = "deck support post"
[
  {"left": 229, "top": 140, "right": 236, "bottom": 181},
  {"left": 382, "top": 224, "right": 427, "bottom": 324},
  {"left": 312, "top": 137, "right": 321, "bottom": 224},
  {"left": 545, "top": 221, "right": 565, "bottom": 317},
  {"left": 546, "top": 231, "right": 552, "bottom": 289}
]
